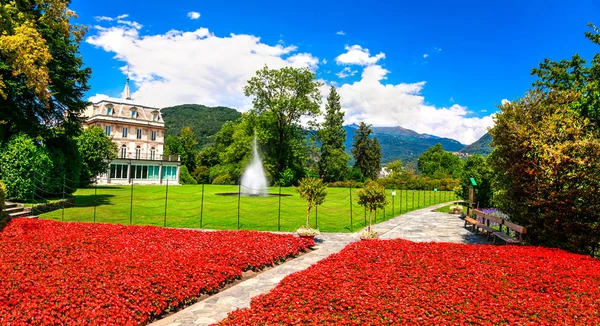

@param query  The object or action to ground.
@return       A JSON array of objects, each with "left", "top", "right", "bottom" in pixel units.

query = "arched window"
[
  {"left": 130, "top": 107, "right": 138, "bottom": 119},
  {"left": 150, "top": 147, "right": 156, "bottom": 160},
  {"left": 135, "top": 146, "right": 141, "bottom": 159},
  {"left": 106, "top": 105, "right": 113, "bottom": 116},
  {"left": 120, "top": 145, "right": 127, "bottom": 159}
]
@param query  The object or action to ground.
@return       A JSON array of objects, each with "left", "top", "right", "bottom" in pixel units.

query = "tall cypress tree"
[
  {"left": 318, "top": 86, "right": 349, "bottom": 182},
  {"left": 351, "top": 122, "right": 382, "bottom": 180}
]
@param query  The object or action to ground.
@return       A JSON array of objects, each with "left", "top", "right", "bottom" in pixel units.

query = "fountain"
[{"left": 240, "top": 135, "right": 268, "bottom": 196}]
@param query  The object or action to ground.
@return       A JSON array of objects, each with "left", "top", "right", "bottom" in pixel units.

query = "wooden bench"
[
  {"left": 463, "top": 215, "right": 480, "bottom": 231},
  {"left": 493, "top": 220, "right": 526, "bottom": 245},
  {"left": 473, "top": 211, "right": 503, "bottom": 241}
]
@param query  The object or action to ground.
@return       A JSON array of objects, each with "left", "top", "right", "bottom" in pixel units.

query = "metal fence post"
[
  {"left": 412, "top": 190, "right": 415, "bottom": 211},
  {"left": 163, "top": 179, "right": 169, "bottom": 227},
  {"left": 277, "top": 186, "right": 282, "bottom": 231},
  {"left": 93, "top": 181, "right": 97, "bottom": 223},
  {"left": 349, "top": 187, "right": 353, "bottom": 232},
  {"left": 364, "top": 206, "right": 366, "bottom": 226},
  {"left": 61, "top": 175, "right": 65, "bottom": 222},
  {"left": 31, "top": 171, "right": 36, "bottom": 204},
  {"left": 315, "top": 204, "right": 318, "bottom": 229},
  {"left": 129, "top": 180, "right": 134, "bottom": 225},
  {"left": 392, "top": 187, "right": 395, "bottom": 217},
  {"left": 200, "top": 184, "right": 204, "bottom": 229},
  {"left": 237, "top": 183, "right": 241, "bottom": 230}
]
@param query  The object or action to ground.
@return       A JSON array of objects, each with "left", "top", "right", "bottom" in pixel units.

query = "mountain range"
[{"left": 161, "top": 104, "right": 492, "bottom": 162}]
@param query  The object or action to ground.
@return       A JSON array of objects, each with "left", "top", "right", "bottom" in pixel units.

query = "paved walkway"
[{"left": 151, "top": 202, "right": 484, "bottom": 326}]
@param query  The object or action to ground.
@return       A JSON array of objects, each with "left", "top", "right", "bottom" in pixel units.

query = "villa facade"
[{"left": 82, "top": 78, "right": 180, "bottom": 185}]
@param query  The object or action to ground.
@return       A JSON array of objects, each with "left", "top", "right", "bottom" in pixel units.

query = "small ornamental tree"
[
  {"left": 358, "top": 181, "right": 388, "bottom": 234},
  {"left": 294, "top": 177, "right": 327, "bottom": 232}
]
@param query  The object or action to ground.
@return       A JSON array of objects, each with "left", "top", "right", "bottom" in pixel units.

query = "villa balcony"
[{"left": 115, "top": 152, "right": 181, "bottom": 162}]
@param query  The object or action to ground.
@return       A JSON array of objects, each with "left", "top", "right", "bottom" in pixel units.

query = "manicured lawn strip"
[
  {"left": 39, "top": 185, "right": 454, "bottom": 232},
  {"left": 220, "top": 239, "right": 600, "bottom": 325},
  {"left": 0, "top": 219, "right": 313, "bottom": 325}
]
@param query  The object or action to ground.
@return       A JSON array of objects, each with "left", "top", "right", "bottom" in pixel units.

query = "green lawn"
[
  {"left": 40, "top": 185, "right": 454, "bottom": 232},
  {"left": 435, "top": 203, "right": 468, "bottom": 214}
]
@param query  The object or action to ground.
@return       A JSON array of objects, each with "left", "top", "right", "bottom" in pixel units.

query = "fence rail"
[{"left": 29, "top": 176, "right": 457, "bottom": 233}]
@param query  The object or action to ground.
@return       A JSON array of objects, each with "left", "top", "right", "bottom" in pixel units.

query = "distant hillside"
[
  {"left": 161, "top": 104, "right": 241, "bottom": 148},
  {"left": 459, "top": 132, "right": 493, "bottom": 156},
  {"left": 344, "top": 124, "right": 466, "bottom": 164}
]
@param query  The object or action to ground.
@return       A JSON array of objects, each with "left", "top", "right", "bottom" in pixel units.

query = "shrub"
[
  {"left": 294, "top": 177, "right": 327, "bottom": 230},
  {"left": 212, "top": 174, "right": 235, "bottom": 185},
  {"left": 192, "top": 166, "right": 210, "bottom": 184},
  {"left": 0, "top": 134, "right": 53, "bottom": 201},
  {"left": 357, "top": 181, "right": 387, "bottom": 233},
  {"left": 179, "top": 166, "right": 197, "bottom": 185},
  {"left": 77, "top": 126, "right": 117, "bottom": 186},
  {"left": 0, "top": 180, "right": 6, "bottom": 213}
]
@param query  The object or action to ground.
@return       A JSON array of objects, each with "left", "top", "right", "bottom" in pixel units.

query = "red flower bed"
[
  {"left": 0, "top": 219, "right": 313, "bottom": 325},
  {"left": 220, "top": 239, "right": 600, "bottom": 325}
]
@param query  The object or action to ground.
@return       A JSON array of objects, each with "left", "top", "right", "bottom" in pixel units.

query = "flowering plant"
[
  {"left": 358, "top": 229, "right": 379, "bottom": 239},
  {"left": 296, "top": 226, "right": 320, "bottom": 237}
]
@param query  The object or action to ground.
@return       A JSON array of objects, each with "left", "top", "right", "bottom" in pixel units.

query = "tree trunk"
[
  {"left": 368, "top": 208, "right": 373, "bottom": 232},
  {"left": 306, "top": 205, "right": 311, "bottom": 228}
]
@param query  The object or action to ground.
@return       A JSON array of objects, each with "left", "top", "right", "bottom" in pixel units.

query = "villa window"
[
  {"left": 122, "top": 127, "right": 128, "bottom": 138},
  {"left": 107, "top": 106, "right": 113, "bottom": 115},
  {"left": 137, "top": 129, "right": 142, "bottom": 139},
  {"left": 150, "top": 147, "right": 156, "bottom": 160},
  {"left": 151, "top": 130, "right": 157, "bottom": 141},
  {"left": 135, "top": 146, "right": 141, "bottom": 160},
  {"left": 120, "top": 145, "right": 127, "bottom": 159},
  {"left": 153, "top": 113, "right": 158, "bottom": 121},
  {"left": 105, "top": 125, "right": 111, "bottom": 136},
  {"left": 131, "top": 110, "right": 137, "bottom": 119}
]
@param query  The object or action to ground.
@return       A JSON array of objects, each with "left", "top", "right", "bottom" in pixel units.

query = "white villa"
[{"left": 82, "top": 78, "right": 181, "bottom": 185}]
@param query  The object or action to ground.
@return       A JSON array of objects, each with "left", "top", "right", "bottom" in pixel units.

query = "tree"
[
  {"left": 165, "top": 127, "right": 198, "bottom": 173},
  {"left": 489, "top": 90, "right": 600, "bottom": 256},
  {"left": 458, "top": 155, "right": 493, "bottom": 208},
  {"left": 0, "top": 0, "right": 91, "bottom": 142},
  {"left": 294, "top": 177, "right": 327, "bottom": 230},
  {"left": 77, "top": 126, "right": 116, "bottom": 186},
  {"left": 244, "top": 66, "right": 323, "bottom": 183},
  {"left": 386, "top": 159, "right": 403, "bottom": 178},
  {"left": 417, "top": 143, "right": 463, "bottom": 178},
  {"left": 358, "top": 181, "right": 388, "bottom": 233},
  {"left": 318, "top": 86, "right": 349, "bottom": 182},
  {"left": 351, "top": 122, "right": 382, "bottom": 180},
  {"left": 0, "top": 134, "right": 52, "bottom": 201}
]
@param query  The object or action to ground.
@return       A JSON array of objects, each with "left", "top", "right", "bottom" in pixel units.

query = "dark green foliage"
[
  {"left": 161, "top": 104, "right": 241, "bottom": 149},
  {"left": 458, "top": 155, "right": 493, "bottom": 208},
  {"left": 179, "top": 166, "right": 197, "bottom": 185},
  {"left": 212, "top": 174, "right": 235, "bottom": 185},
  {"left": 0, "top": 180, "right": 6, "bottom": 213},
  {"left": 417, "top": 143, "right": 463, "bottom": 178},
  {"left": 351, "top": 122, "right": 382, "bottom": 180},
  {"left": 318, "top": 86, "right": 349, "bottom": 182},
  {"left": 77, "top": 126, "right": 117, "bottom": 187},
  {"left": 346, "top": 167, "right": 365, "bottom": 183},
  {"left": 459, "top": 133, "right": 493, "bottom": 156},
  {"left": 0, "top": 1, "right": 91, "bottom": 143},
  {"left": 377, "top": 169, "right": 459, "bottom": 191},
  {"left": 45, "top": 133, "right": 81, "bottom": 194},
  {"left": 192, "top": 166, "right": 210, "bottom": 184},
  {"left": 0, "top": 134, "right": 52, "bottom": 201},
  {"left": 165, "top": 127, "right": 198, "bottom": 173}
]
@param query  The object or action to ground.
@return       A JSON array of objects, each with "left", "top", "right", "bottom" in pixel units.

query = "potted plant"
[
  {"left": 357, "top": 181, "right": 388, "bottom": 240},
  {"left": 294, "top": 177, "right": 326, "bottom": 239}
]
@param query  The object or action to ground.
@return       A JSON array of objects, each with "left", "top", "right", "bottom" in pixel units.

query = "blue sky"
[{"left": 70, "top": 0, "right": 600, "bottom": 143}]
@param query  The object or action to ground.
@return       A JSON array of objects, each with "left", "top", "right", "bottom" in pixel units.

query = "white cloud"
[
  {"left": 187, "top": 11, "right": 201, "bottom": 20},
  {"left": 336, "top": 31, "right": 345, "bottom": 35},
  {"left": 334, "top": 65, "right": 494, "bottom": 144},
  {"left": 336, "top": 67, "right": 358, "bottom": 78},
  {"left": 321, "top": 58, "right": 327, "bottom": 65},
  {"left": 423, "top": 53, "right": 429, "bottom": 58},
  {"left": 449, "top": 96, "right": 454, "bottom": 103},
  {"left": 117, "top": 20, "right": 142, "bottom": 30},
  {"left": 116, "top": 14, "right": 129, "bottom": 20},
  {"left": 86, "top": 21, "right": 319, "bottom": 109},
  {"left": 481, "top": 110, "right": 487, "bottom": 113},
  {"left": 335, "top": 45, "right": 385, "bottom": 66},
  {"left": 501, "top": 99, "right": 511, "bottom": 105},
  {"left": 434, "top": 47, "right": 442, "bottom": 52},
  {"left": 94, "top": 16, "right": 113, "bottom": 22}
]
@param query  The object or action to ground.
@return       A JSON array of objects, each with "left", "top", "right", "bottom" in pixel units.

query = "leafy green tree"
[
  {"left": 0, "top": 180, "right": 6, "bottom": 214},
  {"left": 179, "top": 166, "right": 197, "bottom": 185},
  {"left": 490, "top": 90, "right": 600, "bottom": 256},
  {"left": 294, "top": 177, "right": 327, "bottom": 229},
  {"left": 417, "top": 143, "right": 463, "bottom": 178},
  {"left": 165, "top": 127, "right": 198, "bottom": 173},
  {"left": 351, "top": 122, "right": 382, "bottom": 180},
  {"left": 77, "top": 126, "right": 116, "bottom": 186},
  {"left": 0, "top": 0, "right": 91, "bottom": 142},
  {"left": 0, "top": 134, "right": 52, "bottom": 201},
  {"left": 458, "top": 155, "right": 493, "bottom": 208},
  {"left": 386, "top": 159, "right": 403, "bottom": 177},
  {"left": 358, "top": 181, "right": 388, "bottom": 232},
  {"left": 318, "top": 86, "right": 349, "bottom": 182},
  {"left": 191, "top": 166, "right": 210, "bottom": 184},
  {"left": 244, "top": 66, "right": 323, "bottom": 182}
]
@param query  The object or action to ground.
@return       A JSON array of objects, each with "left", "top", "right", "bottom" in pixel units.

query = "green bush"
[
  {"left": 179, "top": 166, "right": 197, "bottom": 185},
  {"left": 192, "top": 166, "right": 210, "bottom": 184},
  {"left": 0, "top": 180, "right": 6, "bottom": 213},
  {"left": 0, "top": 134, "right": 53, "bottom": 201},
  {"left": 212, "top": 174, "right": 235, "bottom": 185}
]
